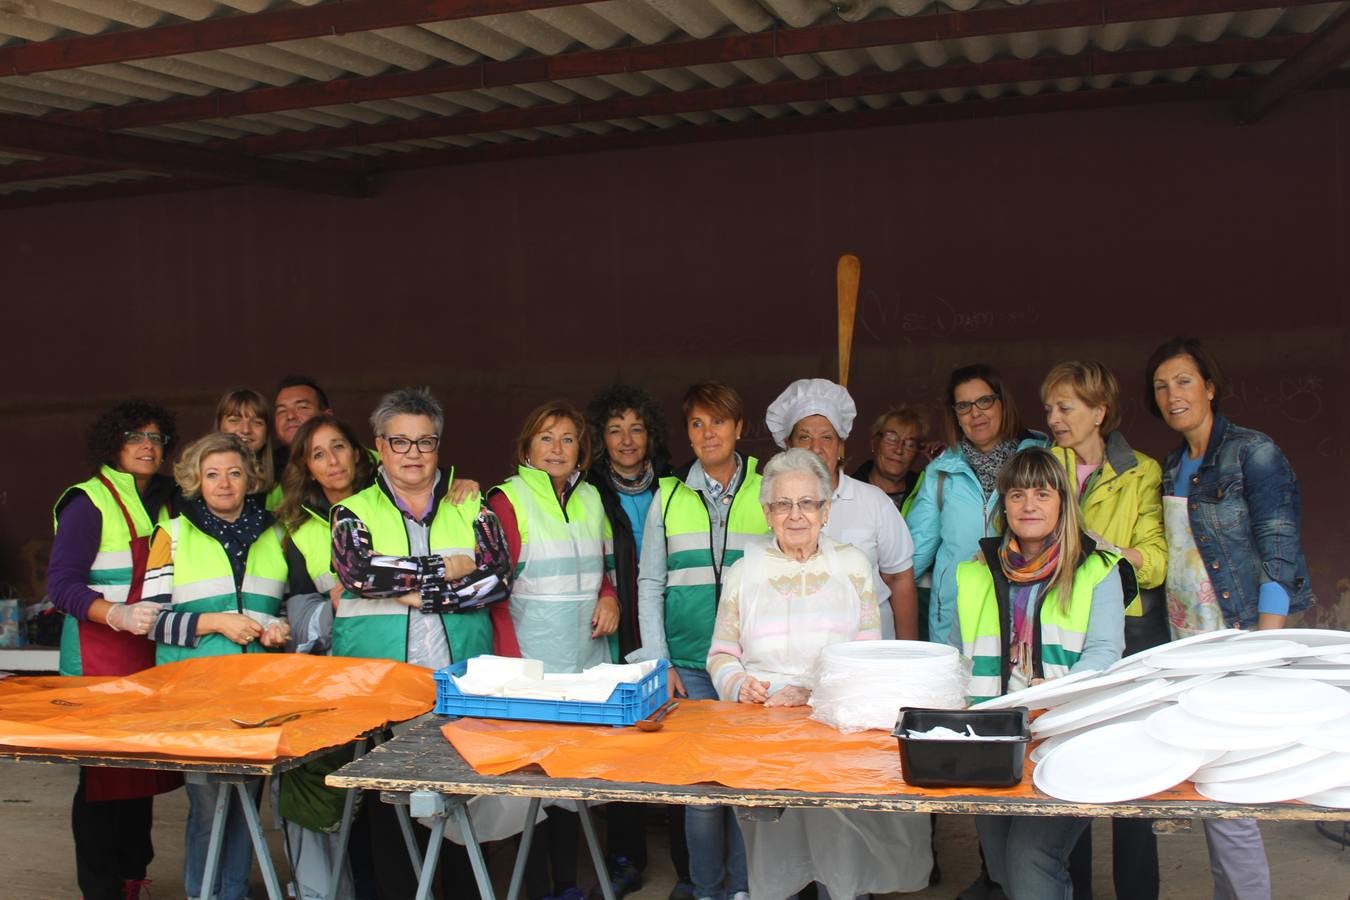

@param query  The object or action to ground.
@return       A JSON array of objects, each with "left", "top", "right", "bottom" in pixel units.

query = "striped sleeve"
[
  {"left": 706, "top": 563, "right": 748, "bottom": 701},
  {"left": 145, "top": 527, "right": 200, "bottom": 648}
]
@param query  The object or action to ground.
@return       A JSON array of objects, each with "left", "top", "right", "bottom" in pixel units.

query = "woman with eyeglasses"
[
  {"left": 707, "top": 448, "right": 932, "bottom": 899},
  {"left": 765, "top": 379, "right": 919, "bottom": 640},
  {"left": 483, "top": 400, "right": 619, "bottom": 900},
  {"left": 853, "top": 405, "right": 930, "bottom": 515},
  {"left": 47, "top": 400, "right": 181, "bottom": 900},
  {"left": 906, "top": 364, "right": 1048, "bottom": 648}
]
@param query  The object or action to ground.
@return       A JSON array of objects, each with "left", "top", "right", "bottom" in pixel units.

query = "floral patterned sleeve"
[
  {"left": 331, "top": 506, "right": 448, "bottom": 601},
  {"left": 424, "top": 506, "right": 512, "bottom": 614}
]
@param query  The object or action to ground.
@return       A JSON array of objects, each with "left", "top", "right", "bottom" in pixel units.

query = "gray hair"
[
  {"left": 759, "top": 448, "right": 832, "bottom": 505},
  {"left": 370, "top": 387, "right": 444, "bottom": 437}
]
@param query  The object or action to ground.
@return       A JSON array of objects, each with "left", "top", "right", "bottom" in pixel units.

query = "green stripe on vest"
[
  {"left": 331, "top": 479, "right": 492, "bottom": 663},
  {"left": 658, "top": 459, "right": 770, "bottom": 671},
  {"left": 156, "top": 516, "right": 287, "bottom": 664}
]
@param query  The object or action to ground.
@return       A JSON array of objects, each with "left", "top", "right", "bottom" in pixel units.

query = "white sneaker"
[{"left": 731, "top": 893, "right": 751, "bottom": 900}]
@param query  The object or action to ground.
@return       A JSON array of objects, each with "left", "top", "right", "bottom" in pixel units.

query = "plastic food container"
[
  {"left": 433, "top": 659, "right": 668, "bottom": 727},
  {"left": 893, "top": 707, "right": 1031, "bottom": 788}
]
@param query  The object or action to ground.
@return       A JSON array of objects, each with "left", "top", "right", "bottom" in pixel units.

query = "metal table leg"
[
  {"left": 505, "top": 798, "right": 542, "bottom": 900},
  {"left": 575, "top": 801, "right": 615, "bottom": 900},
  {"left": 452, "top": 799, "right": 494, "bottom": 900},
  {"left": 395, "top": 799, "right": 423, "bottom": 874},
  {"left": 237, "top": 778, "right": 286, "bottom": 900},
  {"left": 325, "top": 737, "right": 368, "bottom": 900},
  {"left": 198, "top": 779, "right": 231, "bottom": 900}
]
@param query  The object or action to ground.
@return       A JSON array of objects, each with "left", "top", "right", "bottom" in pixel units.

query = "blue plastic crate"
[{"left": 433, "top": 659, "right": 669, "bottom": 727}]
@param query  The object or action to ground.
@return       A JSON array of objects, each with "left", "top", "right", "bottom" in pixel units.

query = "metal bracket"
[{"left": 410, "top": 790, "right": 450, "bottom": 819}]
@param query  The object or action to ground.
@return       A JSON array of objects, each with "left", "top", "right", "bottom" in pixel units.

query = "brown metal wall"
[{"left": 2, "top": 90, "right": 1346, "bottom": 624}]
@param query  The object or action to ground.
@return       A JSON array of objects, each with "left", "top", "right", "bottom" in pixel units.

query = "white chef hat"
[{"left": 764, "top": 378, "right": 857, "bottom": 448}]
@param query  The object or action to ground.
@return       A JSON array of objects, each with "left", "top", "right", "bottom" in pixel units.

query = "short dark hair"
[
  {"left": 943, "top": 364, "right": 1023, "bottom": 448},
  {"left": 1144, "top": 337, "right": 1226, "bottom": 419},
  {"left": 274, "top": 375, "right": 330, "bottom": 411},
  {"left": 514, "top": 401, "right": 592, "bottom": 472},
  {"left": 584, "top": 384, "right": 670, "bottom": 470},
  {"left": 85, "top": 399, "right": 177, "bottom": 470},
  {"left": 681, "top": 381, "right": 743, "bottom": 424}
]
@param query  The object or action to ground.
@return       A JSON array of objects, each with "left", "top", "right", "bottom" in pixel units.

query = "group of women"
[{"left": 47, "top": 335, "right": 1315, "bottom": 900}]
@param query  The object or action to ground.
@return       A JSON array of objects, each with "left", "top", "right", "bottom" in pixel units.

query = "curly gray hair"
[
  {"left": 759, "top": 448, "right": 832, "bottom": 506},
  {"left": 370, "top": 387, "right": 444, "bottom": 437}
]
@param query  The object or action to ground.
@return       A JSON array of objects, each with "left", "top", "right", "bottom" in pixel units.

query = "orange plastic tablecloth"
[
  {"left": 442, "top": 700, "right": 1206, "bottom": 802},
  {"left": 0, "top": 654, "right": 435, "bottom": 761}
]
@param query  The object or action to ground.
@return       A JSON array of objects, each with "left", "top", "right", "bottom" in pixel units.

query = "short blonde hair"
[
  {"left": 174, "top": 432, "right": 262, "bottom": 498},
  {"left": 1041, "top": 361, "right": 1121, "bottom": 435}
]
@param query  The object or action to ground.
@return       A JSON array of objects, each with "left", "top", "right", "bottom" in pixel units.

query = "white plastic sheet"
[{"left": 809, "top": 640, "right": 968, "bottom": 733}]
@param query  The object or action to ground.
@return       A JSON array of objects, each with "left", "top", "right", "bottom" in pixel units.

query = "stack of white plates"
[{"left": 1020, "top": 629, "right": 1350, "bottom": 806}]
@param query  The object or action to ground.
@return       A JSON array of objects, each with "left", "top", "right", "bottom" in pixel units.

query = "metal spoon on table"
[{"left": 634, "top": 700, "right": 679, "bottom": 732}]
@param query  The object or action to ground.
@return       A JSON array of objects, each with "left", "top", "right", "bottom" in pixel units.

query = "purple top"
[{"left": 48, "top": 492, "right": 103, "bottom": 621}]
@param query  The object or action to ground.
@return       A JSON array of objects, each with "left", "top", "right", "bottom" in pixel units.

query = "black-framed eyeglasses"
[
  {"left": 953, "top": 394, "right": 999, "bottom": 416},
  {"left": 123, "top": 430, "right": 169, "bottom": 447},
  {"left": 381, "top": 434, "right": 440, "bottom": 455},
  {"left": 879, "top": 431, "right": 919, "bottom": 450},
  {"left": 765, "top": 498, "right": 828, "bottom": 517}
]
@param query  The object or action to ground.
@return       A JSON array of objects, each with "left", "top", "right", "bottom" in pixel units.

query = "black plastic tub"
[{"left": 893, "top": 707, "right": 1032, "bottom": 788}]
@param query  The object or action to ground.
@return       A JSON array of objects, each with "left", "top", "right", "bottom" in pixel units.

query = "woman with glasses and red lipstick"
[
  {"left": 854, "top": 405, "right": 929, "bottom": 515},
  {"left": 47, "top": 400, "right": 181, "bottom": 900}
]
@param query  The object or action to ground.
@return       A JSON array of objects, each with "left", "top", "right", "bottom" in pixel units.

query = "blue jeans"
[
  {"left": 676, "top": 666, "right": 747, "bottom": 900},
  {"left": 976, "top": 814, "right": 1087, "bottom": 900},
  {"left": 185, "top": 777, "right": 260, "bottom": 900}
]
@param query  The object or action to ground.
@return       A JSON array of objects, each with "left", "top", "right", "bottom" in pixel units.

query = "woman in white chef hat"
[{"left": 765, "top": 378, "right": 919, "bottom": 640}]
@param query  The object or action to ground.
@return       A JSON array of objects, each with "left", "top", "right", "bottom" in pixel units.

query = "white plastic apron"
[
  {"left": 735, "top": 540, "right": 862, "bottom": 694},
  {"left": 509, "top": 480, "right": 608, "bottom": 674}
]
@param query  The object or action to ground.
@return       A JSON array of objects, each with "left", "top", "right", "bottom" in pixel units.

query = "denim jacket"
[{"left": 1160, "top": 413, "right": 1314, "bottom": 627}]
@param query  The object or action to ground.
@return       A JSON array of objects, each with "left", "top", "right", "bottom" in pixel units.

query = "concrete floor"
[{"left": 0, "top": 760, "right": 1346, "bottom": 899}]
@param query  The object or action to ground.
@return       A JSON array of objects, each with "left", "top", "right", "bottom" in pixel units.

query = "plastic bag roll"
[{"left": 809, "top": 640, "right": 968, "bottom": 733}]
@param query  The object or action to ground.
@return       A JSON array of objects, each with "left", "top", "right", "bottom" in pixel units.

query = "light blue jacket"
[{"left": 905, "top": 431, "right": 1048, "bottom": 645}]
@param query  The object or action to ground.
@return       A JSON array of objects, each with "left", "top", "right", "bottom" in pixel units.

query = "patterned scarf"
[
  {"left": 191, "top": 494, "right": 269, "bottom": 590},
  {"left": 609, "top": 461, "right": 654, "bottom": 496},
  {"left": 960, "top": 437, "right": 1018, "bottom": 498},
  {"left": 999, "top": 532, "right": 1061, "bottom": 678}
]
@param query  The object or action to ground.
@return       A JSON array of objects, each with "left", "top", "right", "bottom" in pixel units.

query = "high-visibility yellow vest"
[
  {"left": 330, "top": 478, "right": 492, "bottom": 664},
  {"left": 496, "top": 467, "right": 609, "bottom": 673},
  {"left": 956, "top": 549, "right": 1120, "bottom": 704},
  {"left": 288, "top": 507, "right": 338, "bottom": 594},
  {"left": 152, "top": 516, "right": 286, "bottom": 664},
  {"left": 658, "top": 459, "right": 769, "bottom": 670}
]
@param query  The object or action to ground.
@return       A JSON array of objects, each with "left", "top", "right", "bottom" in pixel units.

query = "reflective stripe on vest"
[
  {"left": 290, "top": 509, "right": 338, "bottom": 594},
  {"left": 498, "top": 468, "right": 608, "bottom": 673},
  {"left": 155, "top": 516, "right": 287, "bottom": 664},
  {"left": 955, "top": 551, "right": 1119, "bottom": 704},
  {"left": 658, "top": 460, "right": 770, "bottom": 670},
  {"left": 330, "top": 479, "right": 492, "bottom": 663}
]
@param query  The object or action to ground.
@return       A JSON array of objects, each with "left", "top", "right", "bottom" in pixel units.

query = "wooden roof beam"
[
  {"left": 0, "top": 114, "right": 370, "bottom": 196},
  {"left": 1236, "top": 7, "right": 1350, "bottom": 122},
  {"left": 43, "top": 0, "right": 1334, "bottom": 133},
  {"left": 0, "top": 0, "right": 589, "bottom": 76}
]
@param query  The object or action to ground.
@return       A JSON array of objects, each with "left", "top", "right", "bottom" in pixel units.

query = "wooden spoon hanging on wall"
[{"left": 837, "top": 253, "right": 860, "bottom": 387}]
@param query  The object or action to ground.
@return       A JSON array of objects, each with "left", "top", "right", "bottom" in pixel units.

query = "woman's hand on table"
[
  {"left": 203, "top": 612, "right": 263, "bottom": 646},
  {"left": 764, "top": 685, "right": 811, "bottom": 708},
  {"left": 738, "top": 677, "right": 770, "bottom": 704},
  {"left": 591, "top": 595, "right": 619, "bottom": 638}
]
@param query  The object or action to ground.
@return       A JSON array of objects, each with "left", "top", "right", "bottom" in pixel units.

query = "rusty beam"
[
  {"left": 0, "top": 114, "right": 370, "bottom": 196},
  {"left": 223, "top": 34, "right": 1312, "bottom": 157},
  {"left": 0, "top": 0, "right": 590, "bottom": 77},
  {"left": 44, "top": 0, "right": 1333, "bottom": 134},
  {"left": 0, "top": 32, "right": 1309, "bottom": 187},
  {"left": 1236, "top": 7, "right": 1350, "bottom": 122}
]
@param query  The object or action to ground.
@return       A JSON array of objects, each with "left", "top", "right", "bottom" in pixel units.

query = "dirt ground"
[{"left": 1, "top": 760, "right": 1345, "bottom": 899}]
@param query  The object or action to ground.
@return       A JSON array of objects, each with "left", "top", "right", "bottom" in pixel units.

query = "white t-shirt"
[{"left": 822, "top": 472, "right": 915, "bottom": 610}]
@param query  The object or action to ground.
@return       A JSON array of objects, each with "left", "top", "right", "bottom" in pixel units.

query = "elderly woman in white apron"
[
  {"left": 487, "top": 400, "right": 620, "bottom": 900},
  {"left": 706, "top": 449, "right": 931, "bottom": 900}
]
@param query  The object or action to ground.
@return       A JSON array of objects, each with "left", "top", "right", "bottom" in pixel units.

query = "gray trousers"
[{"left": 1203, "top": 818, "right": 1271, "bottom": 900}]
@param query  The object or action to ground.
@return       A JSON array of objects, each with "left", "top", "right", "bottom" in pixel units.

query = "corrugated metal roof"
[{"left": 0, "top": 0, "right": 1345, "bottom": 200}]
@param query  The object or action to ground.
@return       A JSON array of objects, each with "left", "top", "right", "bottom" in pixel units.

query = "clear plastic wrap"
[{"left": 808, "top": 640, "right": 969, "bottom": 733}]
